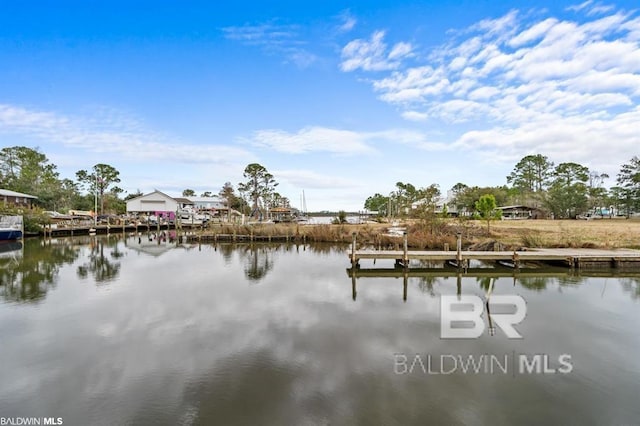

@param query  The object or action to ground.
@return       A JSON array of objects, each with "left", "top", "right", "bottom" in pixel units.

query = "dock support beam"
[
  {"left": 456, "top": 231, "right": 462, "bottom": 270},
  {"left": 403, "top": 271, "right": 408, "bottom": 302},
  {"left": 351, "top": 232, "right": 357, "bottom": 268},
  {"left": 403, "top": 232, "right": 408, "bottom": 269},
  {"left": 352, "top": 273, "right": 357, "bottom": 301}
]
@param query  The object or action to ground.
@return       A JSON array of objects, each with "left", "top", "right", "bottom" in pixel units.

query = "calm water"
[{"left": 1, "top": 234, "right": 640, "bottom": 425}]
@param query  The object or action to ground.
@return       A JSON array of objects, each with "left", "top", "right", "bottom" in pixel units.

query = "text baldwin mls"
[{"left": 394, "top": 353, "right": 573, "bottom": 375}]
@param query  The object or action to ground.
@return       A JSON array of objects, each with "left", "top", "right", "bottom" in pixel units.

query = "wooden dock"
[
  {"left": 348, "top": 233, "right": 640, "bottom": 269},
  {"left": 349, "top": 248, "right": 640, "bottom": 269},
  {"left": 185, "top": 233, "right": 296, "bottom": 243}
]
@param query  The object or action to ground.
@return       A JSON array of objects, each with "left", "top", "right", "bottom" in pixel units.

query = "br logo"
[{"left": 440, "top": 295, "right": 526, "bottom": 339}]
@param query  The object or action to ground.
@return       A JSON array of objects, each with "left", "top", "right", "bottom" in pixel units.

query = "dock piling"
[
  {"left": 456, "top": 231, "right": 462, "bottom": 269},
  {"left": 403, "top": 232, "right": 408, "bottom": 268},
  {"left": 351, "top": 232, "right": 357, "bottom": 267}
]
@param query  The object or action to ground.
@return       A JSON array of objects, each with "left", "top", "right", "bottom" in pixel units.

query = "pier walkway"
[
  {"left": 349, "top": 248, "right": 640, "bottom": 268},
  {"left": 348, "top": 233, "right": 640, "bottom": 269}
]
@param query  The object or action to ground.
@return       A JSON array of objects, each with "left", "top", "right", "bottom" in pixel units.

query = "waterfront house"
[
  {"left": 189, "top": 196, "right": 226, "bottom": 211},
  {"left": 173, "top": 197, "right": 194, "bottom": 210},
  {"left": 126, "top": 190, "right": 179, "bottom": 220},
  {"left": 0, "top": 189, "right": 37, "bottom": 208}
]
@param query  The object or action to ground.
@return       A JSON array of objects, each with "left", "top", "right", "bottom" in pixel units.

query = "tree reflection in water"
[
  {"left": 217, "top": 243, "right": 236, "bottom": 265},
  {"left": 0, "top": 239, "right": 80, "bottom": 303},
  {"left": 241, "top": 244, "right": 274, "bottom": 283},
  {"left": 620, "top": 278, "right": 640, "bottom": 300},
  {"left": 516, "top": 276, "right": 551, "bottom": 291},
  {"left": 76, "top": 236, "right": 122, "bottom": 284}
]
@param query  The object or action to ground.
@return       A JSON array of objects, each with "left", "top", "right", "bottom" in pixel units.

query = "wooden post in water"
[
  {"left": 403, "top": 271, "right": 408, "bottom": 302},
  {"left": 351, "top": 232, "right": 357, "bottom": 267},
  {"left": 456, "top": 231, "right": 462, "bottom": 269},
  {"left": 352, "top": 273, "right": 357, "bottom": 301},
  {"left": 403, "top": 232, "right": 408, "bottom": 269}
]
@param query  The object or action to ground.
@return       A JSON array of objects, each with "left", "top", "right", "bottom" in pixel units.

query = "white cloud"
[
  {"left": 621, "top": 16, "right": 640, "bottom": 41},
  {"left": 274, "top": 169, "right": 361, "bottom": 189},
  {"left": 0, "top": 104, "right": 255, "bottom": 165},
  {"left": 401, "top": 111, "right": 429, "bottom": 121},
  {"left": 565, "top": 0, "right": 594, "bottom": 12},
  {"left": 372, "top": 66, "right": 450, "bottom": 102},
  {"left": 221, "top": 22, "right": 317, "bottom": 68},
  {"left": 245, "top": 126, "right": 453, "bottom": 155},
  {"left": 508, "top": 18, "right": 558, "bottom": 47},
  {"left": 468, "top": 86, "right": 500, "bottom": 100},
  {"left": 245, "top": 126, "right": 376, "bottom": 155},
  {"left": 340, "top": 31, "right": 413, "bottom": 72},
  {"left": 454, "top": 106, "right": 640, "bottom": 168},
  {"left": 388, "top": 42, "right": 413, "bottom": 60},
  {"left": 337, "top": 10, "right": 357, "bottom": 32},
  {"left": 469, "top": 9, "right": 519, "bottom": 40},
  {"left": 567, "top": 1, "right": 616, "bottom": 16},
  {"left": 339, "top": 5, "right": 640, "bottom": 177}
]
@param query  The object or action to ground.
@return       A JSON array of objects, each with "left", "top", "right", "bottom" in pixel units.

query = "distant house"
[
  {"left": 126, "top": 190, "right": 179, "bottom": 218},
  {"left": 189, "top": 196, "right": 226, "bottom": 211},
  {"left": 412, "top": 191, "right": 462, "bottom": 217},
  {"left": 270, "top": 207, "right": 295, "bottom": 222},
  {"left": 498, "top": 205, "right": 546, "bottom": 220},
  {"left": 173, "top": 197, "right": 194, "bottom": 210},
  {"left": 0, "top": 189, "right": 37, "bottom": 208}
]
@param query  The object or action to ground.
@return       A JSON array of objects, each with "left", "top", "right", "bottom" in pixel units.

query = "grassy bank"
[
  {"left": 197, "top": 218, "right": 640, "bottom": 250},
  {"left": 489, "top": 218, "right": 640, "bottom": 249}
]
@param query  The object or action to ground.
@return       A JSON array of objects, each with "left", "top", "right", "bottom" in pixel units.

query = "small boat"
[{"left": 0, "top": 215, "right": 23, "bottom": 241}]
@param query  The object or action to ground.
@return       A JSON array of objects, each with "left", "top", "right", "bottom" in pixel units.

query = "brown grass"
[
  {"left": 197, "top": 218, "right": 640, "bottom": 250},
  {"left": 488, "top": 218, "right": 640, "bottom": 249}
]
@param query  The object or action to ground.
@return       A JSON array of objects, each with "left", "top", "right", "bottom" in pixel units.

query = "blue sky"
[{"left": 1, "top": 0, "right": 639, "bottom": 211}]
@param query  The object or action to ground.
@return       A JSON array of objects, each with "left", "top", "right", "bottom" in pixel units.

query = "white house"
[
  {"left": 126, "top": 190, "right": 179, "bottom": 217},
  {"left": 189, "top": 196, "right": 226, "bottom": 211}
]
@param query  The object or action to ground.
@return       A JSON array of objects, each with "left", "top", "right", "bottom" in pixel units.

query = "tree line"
[
  {"left": 0, "top": 146, "right": 286, "bottom": 220},
  {"left": 3, "top": 145, "right": 639, "bottom": 221},
  {"left": 364, "top": 154, "right": 640, "bottom": 219}
]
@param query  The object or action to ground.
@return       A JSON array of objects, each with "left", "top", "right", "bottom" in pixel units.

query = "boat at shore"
[{"left": 0, "top": 215, "right": 23, "bottom": 241}]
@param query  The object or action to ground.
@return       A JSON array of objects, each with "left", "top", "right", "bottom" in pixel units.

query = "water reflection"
[
  {"left": 76, "top": 237, "right": 122, "bottom": 284},
  {"left": 347, "top": 265, "right": 640, "bottom": 303},
  {"left": 216, "top": 242, "right": 236, "bottom": 264},
  {"left": 620, "top": 277, "right": 640, "bottom": 300},
  {"left": 518, "top": 276, "right": 551, "bottom": 290},
  {"left": 240, "top": 244, "right": 274, "bottom": 282},
  {"left": 128, "top": 231, "right": 184, "bottom": 257},
  {"left": 2, "top": 238, "right": 640, "bottom": 424},
  {"left": 0, "top": 239, "right": 79, "bottom": 303}
]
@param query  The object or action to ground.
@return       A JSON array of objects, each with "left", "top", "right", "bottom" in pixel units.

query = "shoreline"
[{"left": 34, "top": 219, "right": 640, "bottom": 250}]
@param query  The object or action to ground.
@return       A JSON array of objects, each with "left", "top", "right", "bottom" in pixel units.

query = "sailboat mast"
[{"left": 302, "top": 190, "right": 307, "bottom": 214}]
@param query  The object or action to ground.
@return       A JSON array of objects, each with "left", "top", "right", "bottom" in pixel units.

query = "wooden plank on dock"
[{"left": 348, "top": 248, "right": 640, "bottom": 268}]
